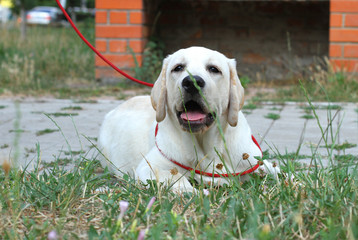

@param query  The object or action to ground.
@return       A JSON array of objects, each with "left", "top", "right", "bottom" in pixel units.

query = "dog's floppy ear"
[
  {"left": 227, "top": 59, "right": 245, "bottom": 127},
  {"left": 151, "top": 57, "right": 169, "bottom": 122}
]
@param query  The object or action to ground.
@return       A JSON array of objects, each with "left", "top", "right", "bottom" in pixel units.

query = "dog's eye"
[
  {"left": 207, "top": 65, "right": 221, "bottom": 74},
  {"left": 173, "top": 65, "right": 185, "bottom": 72}
]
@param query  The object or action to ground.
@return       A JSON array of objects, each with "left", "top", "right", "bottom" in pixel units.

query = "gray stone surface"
[
  {"left": 0, "top": 98, "right": 120, "bottom": 170},
  {"left": 0, "top": 98, "right": 357, "bottom": 170}
]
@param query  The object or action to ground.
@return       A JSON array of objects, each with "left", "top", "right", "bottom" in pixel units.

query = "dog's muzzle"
[{"left": 176, "top": 75, "right": 215, "bottom": 133}]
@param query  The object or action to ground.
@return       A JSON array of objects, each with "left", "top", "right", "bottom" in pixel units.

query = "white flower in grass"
[
  {"left": 203, "top": 189, "right": 210, "bottom": 196},
  {"left": 48, "top": 230, "right": 58, "bottom": 240},
  {"left": 146, "top": 197, "right": 156, "bottom": 212},
  {"left": 118, "top": 200, "right": 129, "bottom": 219},
  {"left": 137, "top": 229, "right": 147, "bottom": 240}
]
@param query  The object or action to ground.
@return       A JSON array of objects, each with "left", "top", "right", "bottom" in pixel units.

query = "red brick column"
[
  {"left": 330, "top": 0, "right": 358, "bottom": 72},
  {"left": 95, "top": 0, "right": 147, "bottom": 81}
]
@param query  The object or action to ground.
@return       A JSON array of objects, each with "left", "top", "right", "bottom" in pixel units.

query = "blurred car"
[
  {"left": 26, "top": 6, "right": 63, "bottom": 26},
  {"left": 0, "top": 5, "right": 12, "bottom": 23}
]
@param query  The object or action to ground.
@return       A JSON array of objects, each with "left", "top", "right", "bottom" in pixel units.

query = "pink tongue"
[{"left": 181, "top": 111, "right": 206, "bottom": 121}]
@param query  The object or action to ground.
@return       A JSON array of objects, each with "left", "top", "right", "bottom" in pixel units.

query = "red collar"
[{"left": 154, "top": 124, "right": 262, "bottom": 178}]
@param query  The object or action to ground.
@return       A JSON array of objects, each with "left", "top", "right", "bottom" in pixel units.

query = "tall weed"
[
  {"left": 276, "top": 57, "right": 358, "bottom": 102},
  {"left": 130, "top": 40, "right": 165, "bottom": 84}
]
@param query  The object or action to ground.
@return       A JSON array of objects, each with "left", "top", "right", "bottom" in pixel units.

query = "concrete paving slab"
[{"left": 0, "top": 98, "right": 122, "bottom": 169}]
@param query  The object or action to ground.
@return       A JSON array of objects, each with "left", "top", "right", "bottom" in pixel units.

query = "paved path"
[{"left": 0, "top": 98, "right": 357, "bottom": 170}]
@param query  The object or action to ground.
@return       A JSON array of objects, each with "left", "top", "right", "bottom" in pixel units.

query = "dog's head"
[{"left": 151, "top": 46, "right": 244, "bottom": 133}]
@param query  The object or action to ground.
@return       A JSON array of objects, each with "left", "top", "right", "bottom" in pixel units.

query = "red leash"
[
  {"left": 155, "top": 124, "right": 262, "bottom": 178},
  {"left": 55, "top": 0, "right": 154, "bottom": 88}
]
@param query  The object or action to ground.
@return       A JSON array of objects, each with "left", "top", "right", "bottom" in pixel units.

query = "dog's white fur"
[{"left": 99, "top": 46, "right": 280, "bottom": 192}]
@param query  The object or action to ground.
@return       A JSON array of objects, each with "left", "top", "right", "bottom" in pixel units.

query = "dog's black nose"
[{"left": 182, "top": 75, "right": 205, "bottom": 94}]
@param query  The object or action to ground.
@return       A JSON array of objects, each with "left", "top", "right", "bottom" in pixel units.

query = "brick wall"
[
  {"left": 330, "top": 0, "right": 358, "bottom": 72},
  {"left": 95, "top": 0, "right": 147, "bottom": 83}
]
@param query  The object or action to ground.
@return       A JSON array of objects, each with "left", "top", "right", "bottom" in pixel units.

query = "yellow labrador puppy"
[{"left": 99, "top": 46, "right": 280, "bottom": 192}]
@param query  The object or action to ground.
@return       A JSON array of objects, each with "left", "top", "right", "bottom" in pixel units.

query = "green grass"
[
  {"left": 269, "top": 107, "right": 281, "bottom": 111},
  {"left": 47, "top": 112, "right": 79, "bottom": 117},
  {"left": 266, "top": 151, "right": 311, "bottom": 161},
  {"left": 0, "top": 23, "right": 154, "bottom": 99},
  {"left": 35, "top": 128, "right": 60, "bottom": 136},
  {"left": 300, "top": 104, "right": 342, "bottom": 111},
  {"left": 9, "top": 129, "right": 26, "bottom": 133},
  {"left": 61, "top": 106, "right": 83, "bottom": 111},
  {"left": 72, "top": 99, "right": 98, "bottom": 104},
  {"left": 242, "top": 102, "right": 260, "bottom": 115},
  {"left": 41, "top": 158, "right": 73, "bottom": 168},
  {"left": 243, "top": 102, "right": 258, "bottom": 110},
  {"left": 249, "top": 57, "right": 358, "bottom": 103},
  {"left": 0, "top": 22, "right": 96, "bottom": 95},
  {"left": 265, "top": 70, "right": 358, "bottom": 102},
  {"left": 334, "top": 154, "right": 358, "bottom": 163},
  {"left": 130, "top": 40, "right": 165, "bottom": 85},
  {"left": 301, "top": 114, "right": 314, "bottom": 119},
  {"left": 0, "top": 144, "right": 9, "bottom": 149},
  {"left": 323, "top": 142, "right": 357, "bottom": 151},
  {"left": 264, "top": 113, "right": 280, "bottom": 120},
  {"left": 61, "top": 150, "right": 85, "bottom": 156},
  {"left": 1, "top": 144, "right": 358, "bottom": 239}
]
